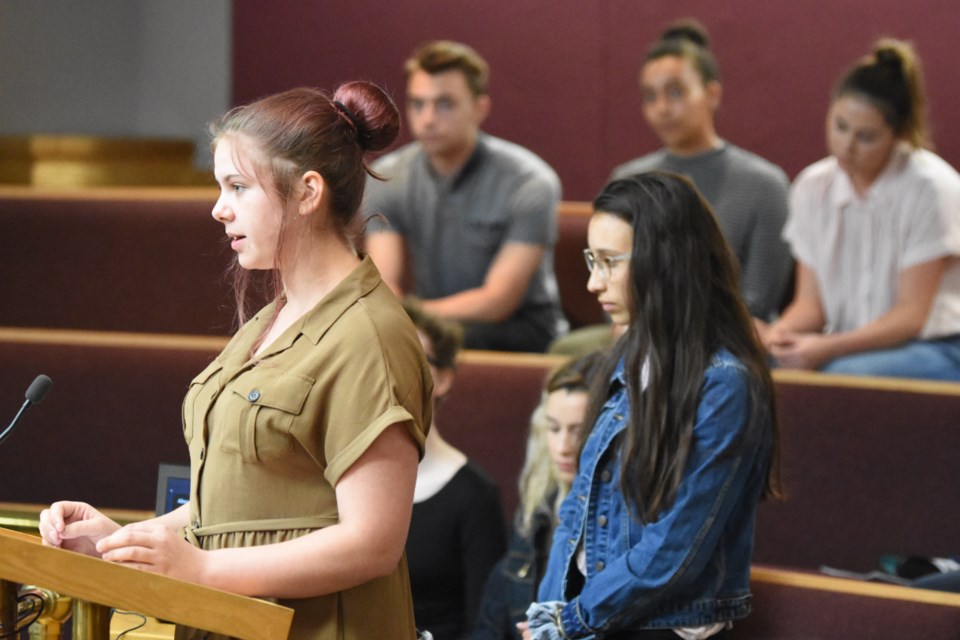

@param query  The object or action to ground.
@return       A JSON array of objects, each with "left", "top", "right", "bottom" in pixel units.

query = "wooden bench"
[
  {"left": 1, "top": 188, "right": 599, "bottom": 336},
  {"left": 0, "top": 328, "right": 224, "bottom": 508},
  {"left": 448, "top": 363, "right": 960, "bottom": 571},
  {"left": 741, "top": 564, "right": 960, "bottom": 638},
  {"left": 4, "top": 326, "right": 959, "bottom": 575},
  {"left": 555, "top": 201, "right": 600, "bottom": 330},
  {"left": 0, "top": 187, "right": 245, "bottom": 335},
  {"left": 756, "top": 370, "right": 960, "bottom": 573}
]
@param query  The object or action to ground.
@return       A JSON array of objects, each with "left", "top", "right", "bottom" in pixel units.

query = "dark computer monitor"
[{"left": 155, "top": 463, "right": 191, "bottom": 516}]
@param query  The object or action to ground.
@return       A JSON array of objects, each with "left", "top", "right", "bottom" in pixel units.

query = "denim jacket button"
[
  {"left": 600, "top": 470, "right": 612, "bottom": 483},
  {"left": 595, "top": 561, "right": 605, "bottom": 572},
  {"left": 598, "top": 515, "right": 608, "bottom": 527}
]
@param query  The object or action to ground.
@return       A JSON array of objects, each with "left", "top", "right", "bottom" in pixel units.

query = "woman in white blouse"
[{"left": 759, "top": 38, "right": 960, "bottom": 380}]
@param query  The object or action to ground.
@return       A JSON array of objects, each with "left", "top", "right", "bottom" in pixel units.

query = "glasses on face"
[{"left": 583, "top": 249, "right": 630, "bottom": 281}]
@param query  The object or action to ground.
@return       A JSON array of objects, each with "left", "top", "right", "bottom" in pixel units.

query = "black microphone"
[{"left": 0, "top": 374, "right": 53, "bottom": 445}]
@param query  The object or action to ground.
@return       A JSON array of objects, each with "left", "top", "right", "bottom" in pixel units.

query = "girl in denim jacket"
[{"left": 524, "top": 173, "right": 781, "bottom": 639}]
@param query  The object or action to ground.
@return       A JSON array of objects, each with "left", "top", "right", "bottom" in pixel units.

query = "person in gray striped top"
[{"left": 610, "top": 19, "right": 792, "bottom": 323}]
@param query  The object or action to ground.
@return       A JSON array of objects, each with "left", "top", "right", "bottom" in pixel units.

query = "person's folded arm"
[
  {"left": 771, "top": 257, "right": 948, "bottom": 370},
  {"left": 761, "top": 262, "right": 826, "bottom": 345},
  {"left": 421, "top": 242, "right": 544, "bottom": 323}
]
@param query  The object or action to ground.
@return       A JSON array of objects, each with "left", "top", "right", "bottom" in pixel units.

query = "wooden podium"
[{"left": 0, "top": 527, "right": 293, "bottom": 639}]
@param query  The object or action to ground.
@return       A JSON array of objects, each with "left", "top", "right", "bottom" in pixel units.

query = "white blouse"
[{"left": 785, "top": 144, "right": 960, "bottom": 339}]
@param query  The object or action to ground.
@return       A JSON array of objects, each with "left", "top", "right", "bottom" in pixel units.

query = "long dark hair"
[{"left": 581, "top": 172, "right": 780, "bottom": 523}]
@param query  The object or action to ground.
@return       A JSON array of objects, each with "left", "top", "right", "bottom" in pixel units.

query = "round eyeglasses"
[{"left": 583, "top": 249, "right": 630, "bottom": 280}]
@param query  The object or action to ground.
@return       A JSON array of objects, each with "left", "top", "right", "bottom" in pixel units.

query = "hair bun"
[
  {"left": 332, "top": 81, "right": 400, "bottom": 152},
  {"left": 874, "top": 44, "right": 905, "bottom": 73},
  {"left": 661, "top": 18, "right": 710, "bottom": 49}
]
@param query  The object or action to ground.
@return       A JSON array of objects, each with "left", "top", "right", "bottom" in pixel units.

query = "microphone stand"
[
  {"left": 0, "top": 400, "right": 32, "bottom": 445},
  {"left": 0, "top": 579, "right": 15, "bottom": 639}
]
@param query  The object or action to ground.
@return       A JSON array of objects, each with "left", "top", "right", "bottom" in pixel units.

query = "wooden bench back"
[
  {"left": 742, "top": 564, "right": 960, "bottom": 638},
  {"left": 757, "top": 370, "right": 960, "bottom": 571}
]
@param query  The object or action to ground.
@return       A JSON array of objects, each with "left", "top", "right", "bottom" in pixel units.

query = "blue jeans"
[
  {"left": 819, "top": 335, "right": 960, "bottom": 381},
  {"left": 914, "top": 570, "right": 960, "bottom": 593}
]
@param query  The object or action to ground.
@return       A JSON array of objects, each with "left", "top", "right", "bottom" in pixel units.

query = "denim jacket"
[{"left": 537, "top": 349, "right": 772, "bottom": 637}]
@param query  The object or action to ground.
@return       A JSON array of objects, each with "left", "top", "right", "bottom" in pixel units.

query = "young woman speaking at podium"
[{"left": 38, "top": 82, "right": 433, "bottom": 640}]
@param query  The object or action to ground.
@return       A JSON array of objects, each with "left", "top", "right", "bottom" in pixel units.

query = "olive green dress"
[{"left": 176, "top": 257, "right": 432, "bottom": 639}]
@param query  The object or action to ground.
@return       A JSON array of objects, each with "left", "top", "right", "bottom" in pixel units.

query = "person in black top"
[{"left": 404, "top": 299, "right": 508, "bottom": 639}]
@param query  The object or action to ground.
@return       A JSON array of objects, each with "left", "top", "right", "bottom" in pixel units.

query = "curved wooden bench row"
[
  {"left": 2, "top": 327, "right": 958, "bottom": 574},
  {"left": 0, "top": 328, "right": 225, "bottom": 508}
]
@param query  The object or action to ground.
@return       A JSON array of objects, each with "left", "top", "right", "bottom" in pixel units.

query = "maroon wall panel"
[{"left": 233, "top": 0, "right": 960, "bottom": 201}]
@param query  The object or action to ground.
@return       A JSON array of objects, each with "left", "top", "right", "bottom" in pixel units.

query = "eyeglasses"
[{"left": 583, "top": 249, "right": 630, "bottom": 280}]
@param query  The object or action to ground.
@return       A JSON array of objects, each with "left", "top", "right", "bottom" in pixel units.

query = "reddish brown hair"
[{"left": 210, "top": 82, "right": 400, "bottom": 324}]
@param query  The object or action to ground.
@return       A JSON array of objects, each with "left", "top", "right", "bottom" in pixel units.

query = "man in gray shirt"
[{"left": 364, "top": 40, "right": 565, "bottom": 352}]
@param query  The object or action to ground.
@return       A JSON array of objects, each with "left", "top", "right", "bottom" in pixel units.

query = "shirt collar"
[
  {"left": 829, "top": 163, "right": 857, "bottom": 210},
  {"left": 422, "top": 132, "right": 490, "bottom": 189},
  {"left": 830, "top": 142, "right": 911, "bottom": 209},
  {"left": 299, "top": 255, "right": 383, "bottom": 345},
  {"left": 663, "top": 139, "right": 728, "bottom": 165},
  {"left": 610, "top": 355, "right": 650, "bottom": 392},
  {"left": 612, "top": 357, "right": 627, "bottom": 388},
  {"left": 247, "top": 256, "right": 383, "bottom": 358}
]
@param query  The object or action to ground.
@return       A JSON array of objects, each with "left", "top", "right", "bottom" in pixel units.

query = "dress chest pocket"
[
  {"left": 221, "top": 370, "right": 315, "bottom": 462},
  {"left": 182, "top": 359, "right": 224, "bottom": 443}
]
